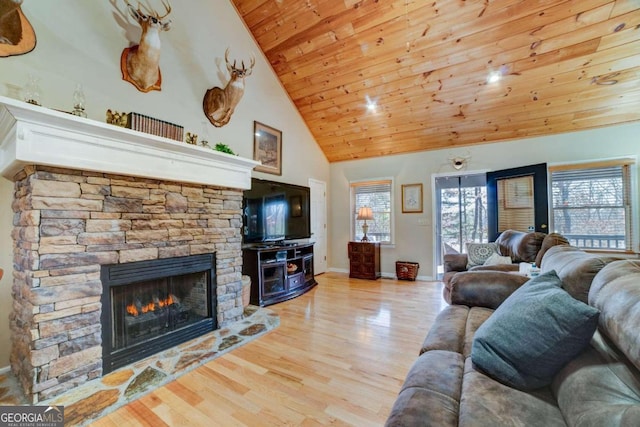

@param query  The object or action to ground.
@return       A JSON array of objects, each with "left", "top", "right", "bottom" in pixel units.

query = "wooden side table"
[{"left": 348, "top": 241, "right": 381, "bottom": 279}]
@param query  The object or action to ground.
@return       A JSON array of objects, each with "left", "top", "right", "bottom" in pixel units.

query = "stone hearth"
[{"left": 0, "top": 305, "right": 279, "bottom": 426}]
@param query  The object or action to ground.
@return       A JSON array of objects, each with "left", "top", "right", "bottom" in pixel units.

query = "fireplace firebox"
[{"left": 101, "top": 254, "right": 217, "bottom": 373}]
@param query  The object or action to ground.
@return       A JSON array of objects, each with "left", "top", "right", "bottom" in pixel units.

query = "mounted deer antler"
[
  {"left": 448, "top": 150, "right": 471, "bottom": 170},
  {"left": 120, "top": 0, "right": 171, "bottom": 92},
  {"left": 203, "top": 48, "right": 255, "bottom": 127}
]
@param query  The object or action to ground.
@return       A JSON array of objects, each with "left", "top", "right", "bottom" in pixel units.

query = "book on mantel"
[{"left": 126, "top": 112, "right": 184, "bottom": 142}]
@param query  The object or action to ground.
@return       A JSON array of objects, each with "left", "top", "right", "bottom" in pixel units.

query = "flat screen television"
[{"left": 242, "top": 178, "right": 311, "bottom": 244}]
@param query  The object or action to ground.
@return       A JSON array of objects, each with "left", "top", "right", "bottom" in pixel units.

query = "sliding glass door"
[{"left": 435, "top": 174, "right": 487, "bottom": 278}]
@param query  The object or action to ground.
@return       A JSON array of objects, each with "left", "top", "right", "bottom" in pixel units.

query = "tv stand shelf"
[{"left": 242, "top": 242, "right": 317, "bottom": 306}]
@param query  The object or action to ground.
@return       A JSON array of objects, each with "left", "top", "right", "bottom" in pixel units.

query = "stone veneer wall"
[{"left": 10, "top": 165, "right": 245, "bottom": 403}]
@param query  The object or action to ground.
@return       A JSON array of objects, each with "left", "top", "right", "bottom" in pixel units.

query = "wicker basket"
[{"left": 396, "top": 261, "right": 419, "bottom": 281}]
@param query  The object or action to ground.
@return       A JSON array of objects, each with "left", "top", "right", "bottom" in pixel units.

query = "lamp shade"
[{"left": 357, "top": 206, "right": 373, "bottom": 221}]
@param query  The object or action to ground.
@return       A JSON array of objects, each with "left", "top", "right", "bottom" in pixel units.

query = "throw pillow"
[
  {"left": 466, "top": 242, "right": 497, "bottom": 268},
  {"left": 471, "top": 270, "right": 599, "bottom": 390},
  {"left": 483, "top": 252, "right": 512, "bottom": 266}
]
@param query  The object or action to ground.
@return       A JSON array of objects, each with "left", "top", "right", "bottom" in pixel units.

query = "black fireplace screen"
[
  {"left": 101, "top": 254, "right": 216, "bottom": 373},
  {"left": 110, "top": 271, "right": 209, "bottom": 351}
]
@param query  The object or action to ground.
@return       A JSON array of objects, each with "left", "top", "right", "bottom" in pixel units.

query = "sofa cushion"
[
  {"left": 421, "top": 306, "right": 493, "bottom": 358},
  {"left": 589, "top": 259, "right": 640, "bottom": 373},
  {"left": 385, "top": 350, "right": 464, "bottom": 427},
  {"left": 459, "top": 358, "right": 566, "bottom": 427},
  {"left": 471, "top": 270, "right": 599, "bottom": 390},
  {"left": 466, "top": 242, "right": 497, "bottom": 268},
  {"left": 483, "top": 253, "right": 512, "bottom": 266},
  {"left": 541, "top": 245, "right": 619, "bottom": 303},
  {"left": 462, "top": 307, "right": 493, "bottom": 358},
  {"left": 552, "top": 333, "right": 640, "bottom": 427},
  {"left": 421, "top": 305, "right": 469, "bottom": 355},
  {"left": 495, "top": 230, "right": 546, "bottom": 263},
  {"left": 534, "top": 232, "right": 570, "bottom": 267}
]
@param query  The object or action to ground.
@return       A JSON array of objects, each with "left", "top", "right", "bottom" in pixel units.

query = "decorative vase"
[{"left": 241, "top": 275, "right": 251, "bottom": 308}]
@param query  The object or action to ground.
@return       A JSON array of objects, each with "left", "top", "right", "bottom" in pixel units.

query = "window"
[
  {"left": 351, "top": 179, "right": 393, "bottom": 243},
  {"left": 550, "top": 159, "right": 635, "bottom": 252}
]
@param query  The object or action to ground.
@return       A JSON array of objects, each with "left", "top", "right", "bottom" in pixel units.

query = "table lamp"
[{"left": 357, "top": 206, "right": 373, "bottom": 242}]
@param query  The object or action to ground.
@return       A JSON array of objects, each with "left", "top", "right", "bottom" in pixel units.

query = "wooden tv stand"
[{"left": 242, "top": 242, "right": 317, "bottom": 306}]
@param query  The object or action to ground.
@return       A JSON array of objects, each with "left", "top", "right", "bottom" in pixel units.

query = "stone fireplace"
[{"left": 0, "top": 97, "right": 259, "bottom": 403}]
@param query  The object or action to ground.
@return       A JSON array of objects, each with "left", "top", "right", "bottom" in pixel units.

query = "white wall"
[
  {"left": 329, "top": 122, "right": 640, "bottom": 278},
  {"left": 0, "top": 0, "right": 330, "bottom": 368}
]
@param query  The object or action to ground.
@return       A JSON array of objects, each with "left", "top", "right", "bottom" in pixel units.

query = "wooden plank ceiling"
[{"left": 232, "top": 0, "right": 640, "bottom": 162}]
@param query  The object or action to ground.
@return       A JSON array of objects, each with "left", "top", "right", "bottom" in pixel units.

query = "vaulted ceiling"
[{"left": 232, "top": 0, "right": 640, "bottom": 163}]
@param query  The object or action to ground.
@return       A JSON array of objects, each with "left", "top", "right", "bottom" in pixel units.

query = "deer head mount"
[
  {"left": 203, "top": 48, "right": 255, "bottom": 127},
  {"left": 120, "top": 0, "right": 171, "bottom": 92},
  {"left": 0, "top": 0, "right": 36, "bottom": 57}
]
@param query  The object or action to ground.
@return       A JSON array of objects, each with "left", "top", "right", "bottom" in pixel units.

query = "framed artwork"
[
  {"left": 253, "top": 121, "right": 282, "bottom": 175},
  {"left": 402, "top": 183, "right": 423, "bottom": 213},
  {"left": 503, "top": 176, "right": 533, "bottom": 209}
]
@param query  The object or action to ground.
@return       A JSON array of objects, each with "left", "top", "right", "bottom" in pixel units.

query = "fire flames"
[{"left": 126, "top": 294, "right": 176, "bottom": 317}]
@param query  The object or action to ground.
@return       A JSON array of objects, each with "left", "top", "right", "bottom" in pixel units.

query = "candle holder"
[
  {"left": 72, "top": 84, "right": 87, "bottom": 117},
  {"left": 24, "top": 74, "right": 41, "bottom": 106},
  {"left": 198, "top": 121, "right": 211, "bottom": 148}
]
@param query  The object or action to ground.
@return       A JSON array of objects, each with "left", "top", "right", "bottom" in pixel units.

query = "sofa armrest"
[
  {"left": 469, "top": 264, "right": 519, "bottom": 273},
  {"left": 444, "top": 253, "right": 468, "bottom": 273},
  {"left": 448, "top": 271, "right": 530, "bottom": 309}
]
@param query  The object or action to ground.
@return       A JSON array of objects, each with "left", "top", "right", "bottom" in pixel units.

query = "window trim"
[
  {"left": 350, "top": 177, "right": 395, "bottom": 245},
  {"left": 549, "top": 157, "right": 638, "bottom": 254}
]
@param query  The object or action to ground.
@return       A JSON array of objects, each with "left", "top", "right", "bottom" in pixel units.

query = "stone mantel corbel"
[{"left": 0, "top": 96, "right": 258, "bottom": 189}]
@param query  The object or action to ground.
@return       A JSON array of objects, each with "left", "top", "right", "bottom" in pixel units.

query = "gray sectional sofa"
[{"left": 386, "top": 245, "right": 640, "bottom": 426}]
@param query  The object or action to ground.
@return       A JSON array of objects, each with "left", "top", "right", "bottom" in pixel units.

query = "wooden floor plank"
[{"left": 90, "top": 273, "right": 445, "bottom": 426}]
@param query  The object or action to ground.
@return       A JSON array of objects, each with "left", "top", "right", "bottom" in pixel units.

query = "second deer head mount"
[
  {"left": 121, "top": 0, "right": 172, "bottom": 93},
  {"left": 203, "top": 48, "right": 255, "bottom": 127}
]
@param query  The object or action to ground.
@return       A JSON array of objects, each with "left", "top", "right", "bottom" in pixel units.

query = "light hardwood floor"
[{"left": 91, "top": 272, "right": 447, "bottom": 426}]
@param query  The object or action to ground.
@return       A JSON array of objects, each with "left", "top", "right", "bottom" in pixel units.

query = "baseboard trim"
[{"left": 326, "top": 268, "right": 434, "bottom": 281}]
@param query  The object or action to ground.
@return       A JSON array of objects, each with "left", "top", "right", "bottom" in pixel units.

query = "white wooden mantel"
[{"left": 0, "top": 96, "right": 259, "bottom": 189}]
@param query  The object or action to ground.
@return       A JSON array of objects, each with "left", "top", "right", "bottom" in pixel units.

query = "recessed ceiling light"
[
  {"left": 487, "top": 71, "right": 502, "bottom": 84},
  {"left": 365, "top": 95, "right": 378, "bottom": 112}
]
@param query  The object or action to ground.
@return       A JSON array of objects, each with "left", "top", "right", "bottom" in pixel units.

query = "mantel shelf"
[{"left": 0, "top": 96, "right": 259, "bottom": 189}]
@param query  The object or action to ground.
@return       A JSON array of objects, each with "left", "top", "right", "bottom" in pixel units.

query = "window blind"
[
  {"left": 550, "top": 160, "right": 634, "bottom": 252},
  {"left": 497, "top": 175, "right": 535, "bottom": 232},
  {"left": 351, "top": 180, "right": 392, "bottom": 243}
]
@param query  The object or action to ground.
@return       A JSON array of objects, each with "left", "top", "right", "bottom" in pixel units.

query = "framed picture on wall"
[
  {"left": 402, "top": 183, "right": 423, "bottom": 213},
  {"left": 253, "top": 121, "right": 282, "bottom": 175}
]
